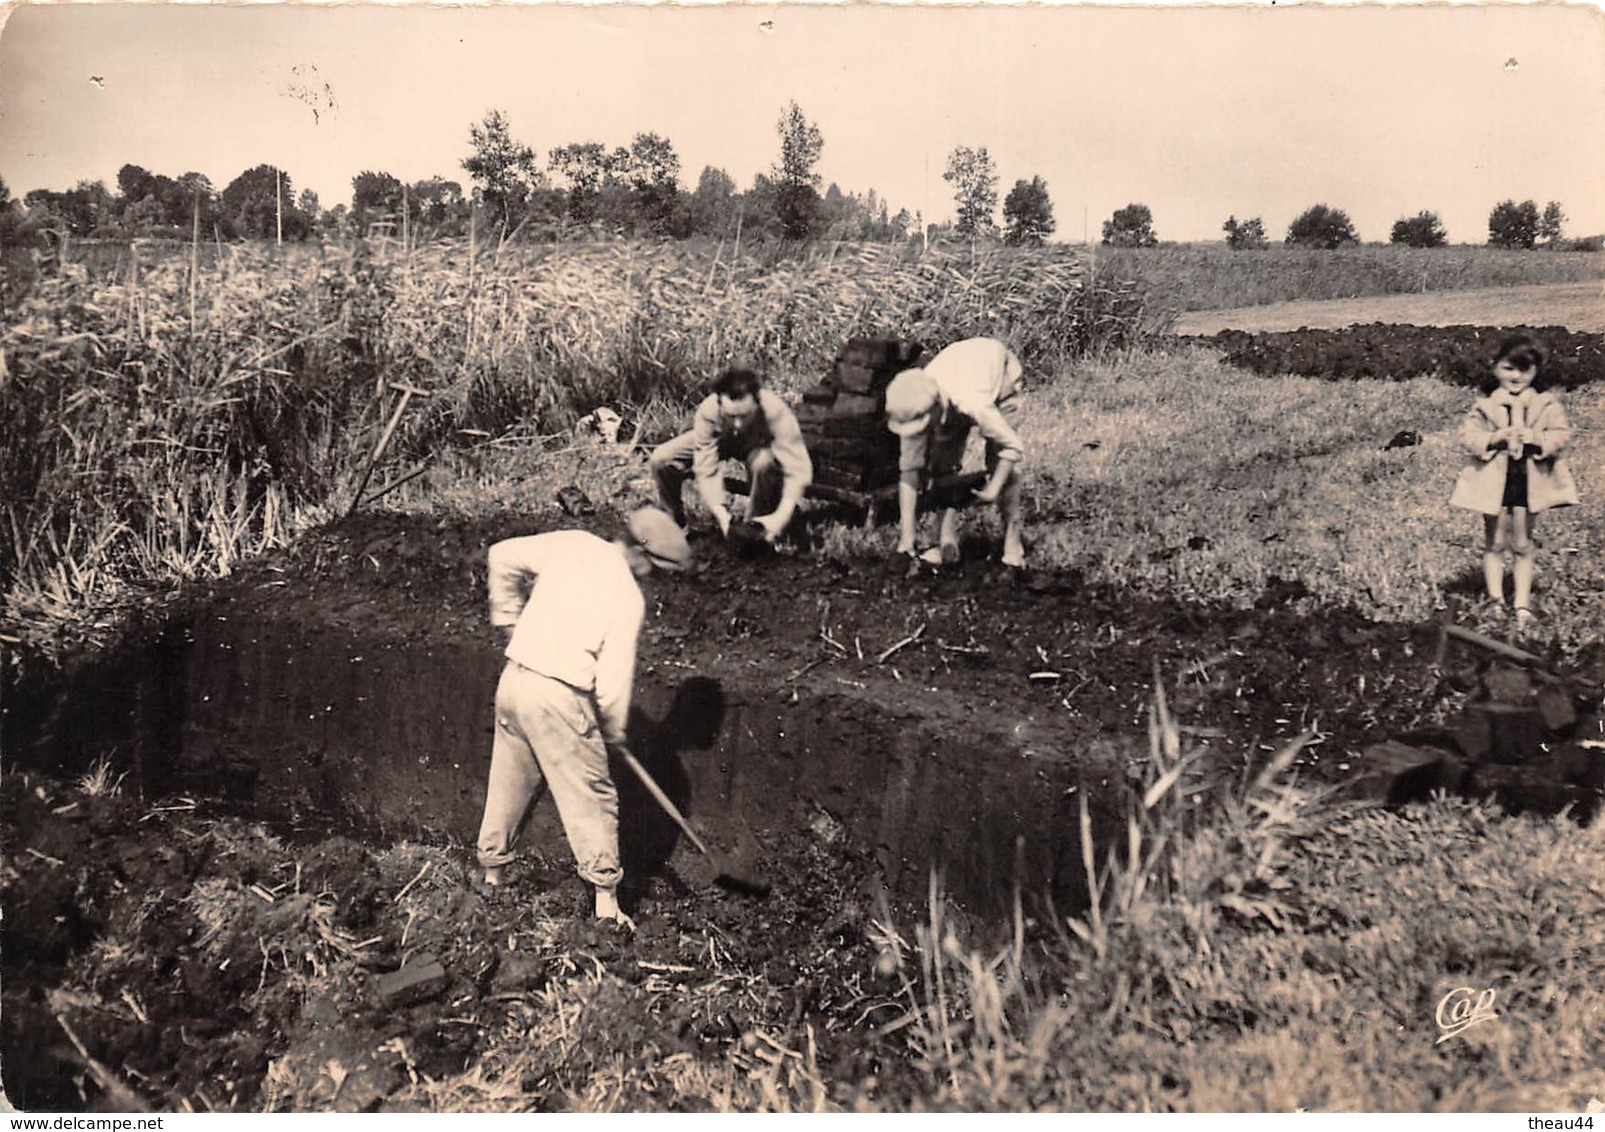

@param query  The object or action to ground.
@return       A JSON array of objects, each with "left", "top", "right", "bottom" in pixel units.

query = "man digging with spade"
[{"left": 474, "top": 508, "right": 694, "bottom": 928}]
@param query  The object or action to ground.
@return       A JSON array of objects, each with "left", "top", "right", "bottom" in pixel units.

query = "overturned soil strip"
[{"left": 9, "top": 510, "right": 1603, "bottom": 903}]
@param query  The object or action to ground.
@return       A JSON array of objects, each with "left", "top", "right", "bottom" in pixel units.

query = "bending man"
[
  {"left": 883, "top": 336, "right": 1026, "bottom": 569},
  {"left": 475, "top": 508, "right": 693, "bottom": 926},
  {"left": 650, "top": 365, "right": 813, "bottom": 543}
]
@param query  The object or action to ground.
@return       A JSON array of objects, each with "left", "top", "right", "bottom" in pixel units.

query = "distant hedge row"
[{"left": 1190, "top": 323, "right": 1605, "bottom": 389}]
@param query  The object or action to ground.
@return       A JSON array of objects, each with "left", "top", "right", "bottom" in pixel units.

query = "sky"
[{"left": 1, "top": 1, "right": 1602, "bottom": 244}]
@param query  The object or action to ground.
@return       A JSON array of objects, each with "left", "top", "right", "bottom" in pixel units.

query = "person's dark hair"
[
  {"left": 712, "top": 366, "right": 762, "bottom": 400},
  {"left": 1480, "top": 332, "right": 1552, "bottom": 394}
]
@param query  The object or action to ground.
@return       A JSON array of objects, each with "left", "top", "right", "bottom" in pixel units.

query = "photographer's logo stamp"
[{"left": 1435, "top": 986, "right": 1499, "bottom": 1044}]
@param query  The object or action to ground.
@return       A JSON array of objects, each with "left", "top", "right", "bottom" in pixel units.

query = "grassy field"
[
  {"left": 1097, "top": 243, "right": 1605, "bottom": 317},
  {"left": 1176, "top": 279, "right": 1605, "bottom": 335}
]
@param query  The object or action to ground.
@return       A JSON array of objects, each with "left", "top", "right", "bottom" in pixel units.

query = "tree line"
[
  {"left": 7, "top": 104, "right": 915, "bottom": 247},
  {"left": 4, "top": 98, "right": 1595, "bottom": 251},
  {"left": 6, "top": 103, "right": 1053, "bottom": 249},
  {"left": 1209, "top": 200, "right": 1586, "bottom": 251}
]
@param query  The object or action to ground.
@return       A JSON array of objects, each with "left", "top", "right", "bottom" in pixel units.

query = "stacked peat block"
[
  {"left": 1348, "top": 651, "right": 1604, "bottom": 823},
  {"left": 797, "top": 338, "right": 925, "bottom": 499}
]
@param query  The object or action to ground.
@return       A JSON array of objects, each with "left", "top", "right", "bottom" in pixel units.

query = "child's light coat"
[{"left": 1449, "top": 389, "right": 1580, "bottom": 515}]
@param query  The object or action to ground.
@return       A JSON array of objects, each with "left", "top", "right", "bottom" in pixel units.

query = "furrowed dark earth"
[{"left": 6, "top": 501, "right": 1602, "bottom": 1112}]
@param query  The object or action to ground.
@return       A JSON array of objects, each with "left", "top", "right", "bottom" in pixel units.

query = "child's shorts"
[{"left": 1501, "top": 458, "right": 1529, "bottom": 509}]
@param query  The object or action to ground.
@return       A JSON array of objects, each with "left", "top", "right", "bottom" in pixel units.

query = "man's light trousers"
[{"left": 475, "top": 661, "right": 622, "bottom": 889}]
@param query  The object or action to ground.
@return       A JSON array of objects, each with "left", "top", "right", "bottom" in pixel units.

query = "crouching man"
[
  {"left": 883, "top": 336, "right": 1027, "bottom": 569},
  {"left": 475, "top": 508, "right": 694, "bottom": 927},
  {"left": 650, "top": 365, "right": 813, "bottom": 543}
]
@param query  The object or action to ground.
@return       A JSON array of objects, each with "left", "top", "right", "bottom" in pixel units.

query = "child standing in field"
[{"left": 1449, "top": 333, "right": 1579, "bottom": 629}]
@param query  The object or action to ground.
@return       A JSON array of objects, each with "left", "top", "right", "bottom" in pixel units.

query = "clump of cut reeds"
[{"left": 77, "top": 752, "right": 127, "bottom": 798}]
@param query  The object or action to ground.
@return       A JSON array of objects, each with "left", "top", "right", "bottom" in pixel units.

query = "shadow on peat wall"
[{"left": 3, "top": 610, "right": 1109, "bottom": 919}]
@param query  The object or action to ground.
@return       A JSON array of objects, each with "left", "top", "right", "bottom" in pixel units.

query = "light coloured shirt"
[
  {"left": 899, "top": 337, "right": 1025, "bottom": 473},
  {"left": 487, "top": 530, "right": 643, "bottom": 744},
  {"left": 689, "top": 388, "right": 814, "bottom": 490}
]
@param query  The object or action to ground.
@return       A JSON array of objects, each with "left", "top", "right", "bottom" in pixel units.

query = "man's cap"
[
  {"left": 884, "top": 369, "right": 938, "bottom": 438},
  {"left": 627, "top": 507, "right": 695, "bottom": 572}
]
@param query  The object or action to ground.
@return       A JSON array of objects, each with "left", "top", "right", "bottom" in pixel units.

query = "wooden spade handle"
[{"left": 616, "top": 746, "right": 713, "bottom": 859}]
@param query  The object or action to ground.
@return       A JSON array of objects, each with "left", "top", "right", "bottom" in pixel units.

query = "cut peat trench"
[
  {"left": 3, "top": 608, "right": 1117, "bottom": 919},
  {"left": 8, "top": 510, "right": 1601, "bottom": 928}
]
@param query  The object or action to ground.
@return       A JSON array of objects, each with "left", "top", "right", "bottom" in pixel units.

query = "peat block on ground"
[{"left": 1346, "top": 640, "right": 1605, "bottom": 822}]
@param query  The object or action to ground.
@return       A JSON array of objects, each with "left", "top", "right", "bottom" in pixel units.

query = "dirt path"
[{"left": 1174, "top": 280, "right": 1605, "bottom": 336}]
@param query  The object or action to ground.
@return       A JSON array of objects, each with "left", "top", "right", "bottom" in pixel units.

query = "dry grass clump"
[{"left": 868, "top": 680, "right": 1605, "bottom": 1111}]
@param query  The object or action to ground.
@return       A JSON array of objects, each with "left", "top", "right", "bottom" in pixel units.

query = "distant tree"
[
  {"left": 746, "top": 172, "right": 778, "bottom": 219},
  {"left": 772, "top": 101, "right": 823, "bottom": 240},
  {"left": 865, "top": 193, "right": 910, "bottom": 243},
  {"left": 175, "top": 172, "right": 220, "bottom": 233},
  {"left": 320, "top": 203, "right": 349, "bottom": 238},
  {"left": 619, "top": 132, "right": 682, "bottom": 235},
  {"left": 1, "top": 176, "right": 52, "bottom": 308},
  {"left": 1538, "top": 201, "right": 1566, "bottom": 248},
  {"left": 351, "top": 170, "right": 405, "bottom": 234},
  {"left": 943, "top": 145, "right": 998, "bottom": 239},
  {"left": 689, "top": 165, "right": 739, "bottom": 238},
  {"left": 1222, "top": 215, "right": 1268, "bottom": 250},
  {"left": 818, "top": 182, "right": 852, "bottom": 239},
  {"left": 1102, "top": 203, "right": 1158, "bottom": 247},
  {"left": 297, "top": 189, "right": 320, "bottom": 226},
  {"left": 462, "top": 109, "right": 541, "bottom": 236},
  {"left": 1487, "top": 199, "right": 1540, "bottom": 249},
  {"left": 1002, "top": 176, "right": 1055, "bottom": 246},
  {"left": 221, "top": 165, "right": 310, "bottom": 241},
  {"left": 548, "top": 141, "right": 613, "bottom": 225},
  {"left": 116, "top": 163, "right": 158, "bottom": 205},
  {"left": 40, "top": 180, "right": 116, "bottom": 237},
  {"left": 1285, "top": 204, "right": 1357, "bottom": 249},
  {"left": 121, "top": 194, "right": 166, "bottom": 234},
  {"left": 0, "top": 175, "right": 43, "bottom": 248},
  {"left": 110, "top": 164, "right": 215, "bottom": 234},
  {"left": 409, "top": 177, "right": 466, "bottom": 231},
  {"left": 1390, "top": 210, "right": 1447, "bottom": 248}
]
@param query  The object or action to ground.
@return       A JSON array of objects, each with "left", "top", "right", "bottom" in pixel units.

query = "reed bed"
[{"left": 6, "top": 237, "right": 1166, "bottom": 630}]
